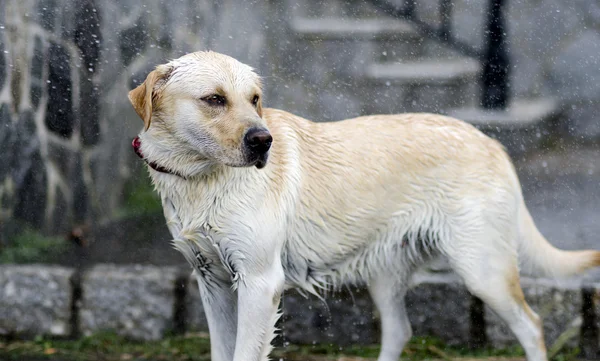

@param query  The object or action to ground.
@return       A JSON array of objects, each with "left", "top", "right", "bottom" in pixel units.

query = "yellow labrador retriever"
[{"left": 128, "top": 51, "right": 600, "bottom": 361}]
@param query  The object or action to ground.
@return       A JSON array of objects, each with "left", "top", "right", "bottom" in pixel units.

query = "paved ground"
[{"left": 516, "top": 143, "right": 600, "bottom": 280}]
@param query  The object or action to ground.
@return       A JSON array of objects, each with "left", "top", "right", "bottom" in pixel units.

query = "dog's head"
[{"left": 128, "top": 51, "right": 271, "bottom": 176}]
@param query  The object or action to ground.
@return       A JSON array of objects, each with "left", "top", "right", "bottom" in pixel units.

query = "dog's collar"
[{"left": 132, "top": 137, "right": 184, "bottom": 178}]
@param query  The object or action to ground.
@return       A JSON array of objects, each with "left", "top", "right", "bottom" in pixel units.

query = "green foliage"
[
  {"left": 0, "top": 332, "right": 212, "bottom": 361},
  {"left": 119, "top": 164, "right": 162, "bottom": 218},
  {"left": 0, "top": 228, "right": 67, "bottom": 264},
  {"left": 273, "top": 336, "right": 529, "bottom": 360},
  {"left": 0, "top": 332, "right": 583, "bottom": 361}
]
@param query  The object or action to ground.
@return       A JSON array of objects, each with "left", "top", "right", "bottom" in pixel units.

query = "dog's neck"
[
  {"left": 132, "top": 137, "right": 186, "bottom": 178},
  {"left": 133, "top": 129, "right": 220, "bottom": 180}
]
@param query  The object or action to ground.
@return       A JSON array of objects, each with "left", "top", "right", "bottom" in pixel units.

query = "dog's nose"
[{"left": 244, "top": 128, "right": 272, "bottom": 153}]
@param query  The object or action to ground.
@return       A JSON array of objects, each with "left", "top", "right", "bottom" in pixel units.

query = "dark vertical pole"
[
  {"left": 403, "top": 0, "right": 415, "bottom": 17},
  {"left": 580, "top": 288, "right": 599, "bottom": 359},
  {"left": 439, "top": 0, "right": 453, "bottom": 42},
  {"left": 481, "top": 0, "right": 510, "bottom": 109}
]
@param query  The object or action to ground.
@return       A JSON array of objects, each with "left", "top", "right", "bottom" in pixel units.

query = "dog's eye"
[
  {"left": 252, "top": 95, "right": 259, "bottom": 107},
  {"left": 202, "top": 94, "right": 226, "bottom": 106}
]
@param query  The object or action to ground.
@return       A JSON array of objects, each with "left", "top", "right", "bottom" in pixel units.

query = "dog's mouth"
[
  {"left": 132, "top": 137, "right": 184, "bottom": 178},
  {"left": 249, "top": 152, "right": 269, "bottom": 169}
]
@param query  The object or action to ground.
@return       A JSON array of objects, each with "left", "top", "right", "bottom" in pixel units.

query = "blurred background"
[
  {"left": 2, "top": 0, "right": 600, "bottom": 269},
  {"left": 0, "top": 0, "right": 599, "bottom": 266},
  {"left": 1, "top": 0, "right": 600, "bottom": 358}
]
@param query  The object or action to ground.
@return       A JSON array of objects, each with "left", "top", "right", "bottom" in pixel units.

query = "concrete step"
[
  {"left": 447, "top": 98, "right": 562, "bottom": 157},
  {"left": 362, "top": 58, "right": 480, "bottom": 114},
  {"left": 290, "top": 17, "right": 419, "bottom": 40},
  {"left": 289, "top": 17, "right": 423, "bottom": 78},
  {"left": 291, "top": 0, "right": 389, "bottom": 19},
  {"left": 365, "top": 58, "right": 481, "bottom": 85}
]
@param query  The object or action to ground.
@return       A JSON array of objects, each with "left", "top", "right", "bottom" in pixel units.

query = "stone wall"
[
  {"left": 0, "top": 264, "right": 598, "bottom": 358},
  {"left": 0, "top": 0, "right": 270, "bottom": 240}
]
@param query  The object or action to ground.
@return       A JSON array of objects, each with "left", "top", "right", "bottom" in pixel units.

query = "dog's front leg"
[
  {"left": 195, "top": 273, "right": 237, "bottom": 361},
  {"left": 232, "top": 259, "right": 285, "bottom": 361}
]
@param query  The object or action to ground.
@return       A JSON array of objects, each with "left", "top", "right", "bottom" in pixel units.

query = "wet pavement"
[{"left": 517, "top": 144, "right": 600, "bottom": 280}]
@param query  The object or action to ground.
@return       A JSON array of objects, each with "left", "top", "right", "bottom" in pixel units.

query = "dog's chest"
[{"left": 155, "top": 174, "right": 273, "bottom": 284}]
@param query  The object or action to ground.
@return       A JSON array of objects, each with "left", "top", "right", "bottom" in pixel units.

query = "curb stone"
[
  {"left": 0, "top": 265, "right": 74, "bottom": 337},
  {"left": 280, "top": 288, "right": 378, "bottom": 346},
  {"left": 406, "top": 272, "right": 474, "bottom": 346},
  {"left": 79, "top": 264, "right": 180, "bottom": 341},
  {"left": 0, "top": 263, "right": 596, "bottom": 349}
]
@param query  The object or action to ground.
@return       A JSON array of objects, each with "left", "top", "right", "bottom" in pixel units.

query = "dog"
[{"left": 128, "top": 51, "right": 600, "bottom": 361}]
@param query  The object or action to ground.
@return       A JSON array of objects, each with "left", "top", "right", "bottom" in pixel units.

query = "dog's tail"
[{"left": 518, "top": 200, "right": 600, "bottom": 278}]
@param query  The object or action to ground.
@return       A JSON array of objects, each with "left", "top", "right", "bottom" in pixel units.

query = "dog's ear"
[{"left": 128, "top": 66, "right": 170, "bottom": 131}]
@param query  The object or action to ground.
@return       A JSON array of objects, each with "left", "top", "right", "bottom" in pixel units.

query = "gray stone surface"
[
  {"left": 516, "top": 144, "right": 600, "bottom": 282},
  {"left": 291, "top": 17, "right": 418, "bottom": 40},
  {"left": 365, "top": 58, "right": 480, "bottom": 85},
  {"left": 280, "top": 288, "right": 378, "bottom": 346},
  {"left": 314, "top": 84, "right": 365, "bottom": 121},
  {"left": 0, "top": 263, "right": 594, "bottom": 347},
  {"left": 292, "top": 0, "right": 387, "bottom": 19},
  {"left": 361, "top": 83, "right": 408, "bottom": 115},
  {"left": 79, "top": 264, "right": 179, "bottom": 340},
  {"left": 364, "top": 59, "right": 479, "bottom": 113},
  {"left": 485, "top": 277, "right": 583, "bottom": 348},
  {"left": 558, "top": 100, "right": 600, "bottom": 139},
  {"left": 450, "top": 98, "right": 560, "bottom": 129},
  {"left": 549, "top": 31, "right": 600, "bottom": 103},
  {"left": 0, "top": 265, "right": 74, "bottom": 337},
  {"left": 293, "top": 37, "right": 375, "bottom": 80},
  {"left": 406, "top": 272, "right": 473, "bottom": 346},
  {"left": 448, "top": 98, "right": 561, "bottom": 157},
  {"left": 404, "top": 83, "right": 471, "bottom": 113}
]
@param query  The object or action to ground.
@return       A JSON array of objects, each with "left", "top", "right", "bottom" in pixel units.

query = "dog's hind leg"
[
  {"left": 368, "top": 274, "right": 412, "bottom": 361},
  {"left": 445, "top": 235, "right": 547, "bottom": 361}
]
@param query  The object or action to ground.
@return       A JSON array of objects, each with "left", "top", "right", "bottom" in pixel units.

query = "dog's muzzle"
[{"left": 244, "top": 128, "right": 272, "bottom": 169}]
